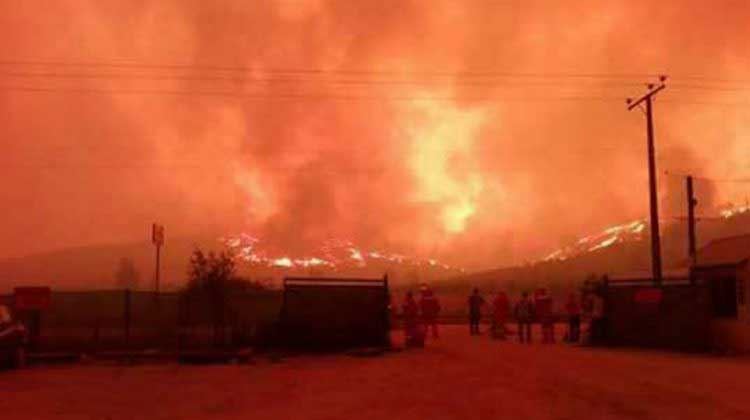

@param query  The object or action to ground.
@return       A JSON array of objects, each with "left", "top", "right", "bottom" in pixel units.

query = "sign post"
[
  {"left": 152, "top": 223, "right": 165, "bottom": 296},
  {"left": 13, "top": 287, "right": 51, "bottom": 350}
]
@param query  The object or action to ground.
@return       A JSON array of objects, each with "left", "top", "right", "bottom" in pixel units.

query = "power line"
[
  {"left": 7, "top": 71, "right": 750, "bottom": 95},
  {"left": 0, "top": 85, "right": 631, "bottom": 102},
  {"left": 0, "top": 59, "right": 664, "bottom": 80},
  {"left": 0, "top": 70, "right": 651, "bottom": 88},
  {"left": 5, "top": 85, "right": 750, "bottom": 108},
  {"left": 662, "top": 75, "right": 750, "bottom": 85},
  {"left": 0, "top": 160, "right": 655, "bottom": 172},
  {"left": 669, "top": 83, "right": 750, "bottom": 92},
  {"left": 664, "top": 170, "right": 750, "bottom": 183},
  {"left": 8, "top": 59, "right": 750, "bottom": 89}
]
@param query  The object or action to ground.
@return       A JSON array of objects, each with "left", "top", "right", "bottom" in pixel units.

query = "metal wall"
[
  {"left": 279, "top": 277, "right": 390, "bottom": 349},
  {"left": 605, "top": 282, "right": 712, "bottom": 351}
]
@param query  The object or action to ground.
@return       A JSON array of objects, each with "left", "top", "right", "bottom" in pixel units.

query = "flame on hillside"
[
  {"left": 719, "top": 204, "right": 750, "bottom": 219},
  {"left": 220, "top": 234, "right": 463, "bottom": 273},
  {"left": 542, "top": 202, "right": 750, "bottom": 263},
  {"left": 543, "top": 220, "right": 647, "bottom": 262}
]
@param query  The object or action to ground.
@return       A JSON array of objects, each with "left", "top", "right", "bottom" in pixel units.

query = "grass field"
[{"left": 2, "top": 325, "right": 749, "bottom": 420}]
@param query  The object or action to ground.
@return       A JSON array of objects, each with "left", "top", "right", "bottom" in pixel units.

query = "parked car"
[{"left": 0, "top": 304, "right": 27, "bottom": 368}]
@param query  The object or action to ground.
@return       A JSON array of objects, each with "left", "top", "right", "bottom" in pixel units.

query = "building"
[
  {"left": 605, "top": 269, "right": 710, "bottom": 351},
  {"left": 691, "top": 235, "right": 750, "bottom": 351},
  {"left": 603, "top": 234, "right": 750, "bottom": 353}
]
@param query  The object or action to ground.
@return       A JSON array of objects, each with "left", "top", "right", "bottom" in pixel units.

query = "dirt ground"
[{"left": 2, "top": 325, "right": 749, "bottom": 420}]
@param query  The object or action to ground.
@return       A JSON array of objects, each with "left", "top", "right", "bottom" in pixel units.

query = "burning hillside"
[
  {"left": 719, "top": 203, "right": 750, "bottom": 219},
  {"left": 542, "top": 220, "right": 647, "bottom": 262},
  {"left": 542, "top": 202, "right": 750, "bottom": 264},
  {"left": 222, "top": 235, "right": 464, "bottom": 278}
]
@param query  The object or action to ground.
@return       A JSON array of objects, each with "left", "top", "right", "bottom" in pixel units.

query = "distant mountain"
[
  {"left": 0, "top": 235, "right": 464, "bottom": 293},
  {"left": 2, "top": 205, "right": 748, "bottom": 294},
  {"left": 0, "top": 236, "right": 219, "bottom": 293},
  {"left": 447, "top": 204, "right": 750, "bottom": 293}
]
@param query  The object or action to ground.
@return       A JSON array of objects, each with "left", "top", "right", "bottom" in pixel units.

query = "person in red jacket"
[
  {"left": 514, "top": 292, "right": 534, "bottom": 344},
  {"left": 491, "top": 291, "right": 510, "bottom": 339},
  {"left": 565, "top": 293, "right": 582, "bottom": 343},
  {"left": 419, "top": 286, "right": 441, "bottom": 339},
  {"left": 402, "top": 291, "right": 423, "bottom": 347},
  {"left": 535, "top": 288, "right": 555, "bottom": 344}
]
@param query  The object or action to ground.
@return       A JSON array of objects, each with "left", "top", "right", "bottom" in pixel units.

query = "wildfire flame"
[
  {"left": 220, "top": 235, "right": 462, "bottom": 272},
  {"left": 405, "top": 96, "right": 486, "bottom": 234},
  {"left": 719, "top": 204, "right": 750, "bottom": 219},
  {"left": 543, "top": 219, "right": 647, "bottom": 262}
]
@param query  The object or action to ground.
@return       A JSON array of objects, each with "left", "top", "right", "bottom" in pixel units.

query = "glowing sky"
[{"left": 1, "top": 0, "right": 749, "bottom": 269}]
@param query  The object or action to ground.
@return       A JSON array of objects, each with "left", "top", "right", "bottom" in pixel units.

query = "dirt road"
[{"left": 2, "top": 326, "right": 749, "bottom": 420}]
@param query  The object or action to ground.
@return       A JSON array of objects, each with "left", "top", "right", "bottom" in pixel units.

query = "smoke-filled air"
[{"left": 2, "top": 0, "right": 750, "bottom": 270}]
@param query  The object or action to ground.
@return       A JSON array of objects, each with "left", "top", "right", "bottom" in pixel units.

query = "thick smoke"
[{"left": 1, "top": 0, "right": 749, "bottom": 269}]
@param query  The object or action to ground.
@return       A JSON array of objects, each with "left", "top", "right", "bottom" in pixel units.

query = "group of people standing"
[
  {"left": 468, "top": 288, "right": 607, "bottom": 344},
  {"left": 469, "top": 287, "right": 608, "bottom": 344},
  {"left": 403, "top": 285, "right": 607, "bottom": 347}
]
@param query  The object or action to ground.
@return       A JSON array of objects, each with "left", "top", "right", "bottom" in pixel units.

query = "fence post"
[
  {"left": 178, "top": 292, "right": 189, "bottom": 353},
  {"left": 383, "top": 274, "right": 391, "bottom": 348},
  {"left": 92, "top": 315, "right": 100, "bottom": 355},
  {"left": 30, "top": 310, "right": 41, "bottom": 351},
  {"left": 124, "top": 289, "right": 131, "bottom": 350},
  {"left": 185, "top": 293, "right": 191, "bottom": 349}
]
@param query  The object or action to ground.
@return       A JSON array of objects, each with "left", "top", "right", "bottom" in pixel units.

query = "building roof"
[
  {"left": 695, "top": 234, "right": 750, "bottom": 267},
  {"left": 608, "top": 268, "right": 690, "bottom": 283}
]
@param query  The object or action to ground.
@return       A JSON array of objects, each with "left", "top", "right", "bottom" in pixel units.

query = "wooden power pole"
[
  {"left": 686, "top": 175, "right": 697, "bottom": 265},
  {"left": 627, "top": 78, "right": 667, "bottom": 284},
  {"left": 152, "top": 223, "right": 165, "bottom": 296}
]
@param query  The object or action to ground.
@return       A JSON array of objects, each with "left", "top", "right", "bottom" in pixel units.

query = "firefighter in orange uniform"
[
  {"left": 535, "top": 288, "right": 555, "bottom": 344},
  {"left": 419, "top": 286, "right": 441, "bottom": 339},
  {"left": 492, "top": 291, "right": 510, "bottom": 339},
  {"left": 402, "top": 291, "right": 422, "bottom": 347}
]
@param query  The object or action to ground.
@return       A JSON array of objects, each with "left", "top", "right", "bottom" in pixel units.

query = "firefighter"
[
  {"left": 468, "top": 288, "right": 485, "bottom": 335},
  {"left": 402, "top": 291, "right": 422, "bottom": 347},
  {"left": 535, "top": 288, "right": 555, "bottom": 344},
  {"left": 590, "top": 291, "right": 606, "bottom": 344},
  {"left": 491, "top": 291, "right": 510, "bottom": 339},
  {"left": 565, "top": 293, "right": 582, "bottom": 343},
  {"left": 514, "top": 291, "right": 535, "bottom": 344},
  {"left": 419, "top": 286, "right": 441, "bottom": 339}
]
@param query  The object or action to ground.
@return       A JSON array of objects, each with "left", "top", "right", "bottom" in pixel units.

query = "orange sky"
[{"left": 1, "top": 0, "right": 749, "bottom": 268}]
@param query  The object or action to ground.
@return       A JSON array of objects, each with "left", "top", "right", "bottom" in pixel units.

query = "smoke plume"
[{"left": 1, "top": 0, "right": 749, "bottom": 269}]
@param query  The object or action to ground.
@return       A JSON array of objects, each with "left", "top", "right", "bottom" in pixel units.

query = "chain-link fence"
[{"left": 1, "top": 290, "right": 282, "bottom": 353}]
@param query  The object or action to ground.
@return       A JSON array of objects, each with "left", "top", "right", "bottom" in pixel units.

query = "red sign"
[
  {"left": 14, "top": 287, "right": 51, "bottom": 310},
  {"left": 152, "top": 223, "right": 165, "bottom": 246},
  {"left": 534, "top": 288, "right": 548, "bottom": 299},
  {"left": 634, "top": 288, "right": 663, "bottom": 304}
]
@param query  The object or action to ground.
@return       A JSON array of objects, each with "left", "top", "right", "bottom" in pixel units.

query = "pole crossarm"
[{"left": 627, "top": 83, "right": 666, "bottom": 111}]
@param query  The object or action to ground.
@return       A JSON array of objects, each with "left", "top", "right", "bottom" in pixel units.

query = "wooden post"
[
  {"left": 627, "top": 82, "right": 667, "bottom": 285},
  {"left": 687, "top": 175, "right": 697, "bottom": 265},
  {"left": 383, "top": 274, "right": 391, "bottom": 348},
  {"left": 151, "top": 223, "right": 164, "bottom": 306},
  {"left": 92, "top": 316, "right": 100, "bottom": 355},
  {"left": 124, "top": 289, "right": 131, "bottom": 349}
]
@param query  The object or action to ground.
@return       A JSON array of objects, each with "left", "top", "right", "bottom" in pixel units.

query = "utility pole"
[
  {"left": 627, "top": 77, "right": 667, "bottom": 284},
  {"left": 152, "top": 223, "right": 165, "bottom": 296},
  {"left": 686, "top": 175, "right": 697, "bottom": 265}
]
